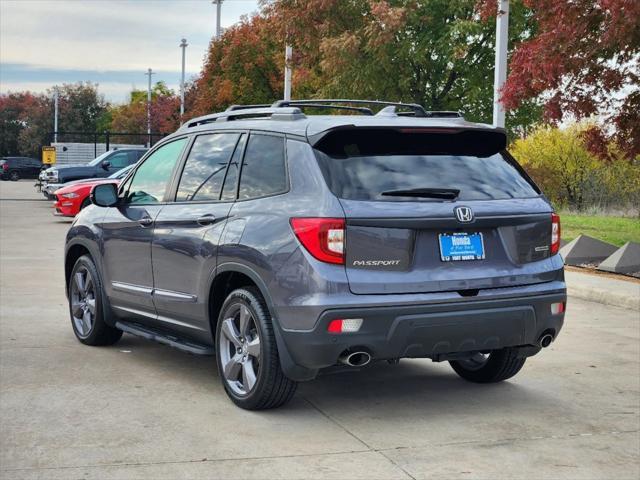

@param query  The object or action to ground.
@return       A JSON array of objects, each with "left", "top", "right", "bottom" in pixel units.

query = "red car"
[{"left": 54, "top": 178, "right": 120, "bottom": 217}]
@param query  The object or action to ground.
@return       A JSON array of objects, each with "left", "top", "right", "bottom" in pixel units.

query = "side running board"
[{"left": 115, "top": 321, "right": 215, "bottom": 356}]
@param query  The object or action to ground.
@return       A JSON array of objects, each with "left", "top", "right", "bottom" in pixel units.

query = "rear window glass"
[{"left": 314, "top": 129, "right": 539, "bottom": 201}]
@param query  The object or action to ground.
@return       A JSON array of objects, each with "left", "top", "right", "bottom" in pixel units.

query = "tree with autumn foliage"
[
  {"left": 192, "top": 0, "right": 542, "bottom": 134},
  {"left": 511, "top": 123, "right": 640, "bottom": 209},
  {"left": 479, "top": 0, "right": 640, "bottom": 158},
  {"left": 0, "top": 82, "right": 109, "bottom": 158},
  {"left": 110, "top": 81, "right": 181, "bottom": 142},
  {"left": 266, "top": 0, "right": 540, "bottom": 126},
  {"left": 191, "top": 15, "right": 283, "bottom": 117}
]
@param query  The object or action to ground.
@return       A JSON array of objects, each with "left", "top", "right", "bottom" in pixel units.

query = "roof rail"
[
  {"left": 225, "top": 104, "right": 271, "bottom": 111},
  {"left": 271, "top": 101, "right": 373, "bottom": 115},
  {"left": 182, "top": 107, "right": 305, "bottom": 129},
  {"left": 272, "top": 99, "right": 428, "bottom": 117}
]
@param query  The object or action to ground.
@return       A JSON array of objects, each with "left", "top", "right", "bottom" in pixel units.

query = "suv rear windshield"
[{"left": 313, "top": 129, "right": 539, "bottom": 201}]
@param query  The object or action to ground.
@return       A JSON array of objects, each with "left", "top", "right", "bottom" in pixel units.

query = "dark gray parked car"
[
  {"left": 1, "top": 156, "right": 42, "bottom": 181},
  {"left": 64, "top": 100, "right": 566, "bottom": 410},
  {"left": 42, "top": 148, "right": 146, "bottom": 188}
]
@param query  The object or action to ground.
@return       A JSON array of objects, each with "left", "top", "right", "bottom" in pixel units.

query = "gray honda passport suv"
[{"left": 64, "top": 100, "right": 566, "bottom": 410}]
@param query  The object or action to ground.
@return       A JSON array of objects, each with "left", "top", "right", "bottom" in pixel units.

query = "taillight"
[
  {"left": 290, "top": 217, "right": 345, "bottom": 264},
  {"left": 1, "top": 163, "right": 8, "bottom": 171},
  {"left": 551, "top": 213, "right": 561, "bottom": 254}
]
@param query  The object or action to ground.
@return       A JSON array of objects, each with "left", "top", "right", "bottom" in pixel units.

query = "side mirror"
[
  {"left": 91, "top": 183, "right": 118, "bottom": 207},
  {"left": 101, "top": 160, "right": 111, "bottom": 170}
]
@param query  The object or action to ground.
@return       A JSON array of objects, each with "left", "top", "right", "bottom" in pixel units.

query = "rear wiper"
[{"left": 380, "top": 188, "right": 460, "bottom": 200}]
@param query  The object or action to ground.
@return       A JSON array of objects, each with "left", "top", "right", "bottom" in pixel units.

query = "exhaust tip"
[
  {"left": 339, "top": 351, "right": 372, "bottom": 367},
  {"left": 539, "top": 333, "right": 554, "bottom": 348}
]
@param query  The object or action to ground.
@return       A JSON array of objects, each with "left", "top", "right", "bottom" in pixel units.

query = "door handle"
[
  {"left": 139, "top": 217, "right": 153, "bottom": 227},
  {"left": 197, "top": 214, "right": 216, "bottom": 226}
]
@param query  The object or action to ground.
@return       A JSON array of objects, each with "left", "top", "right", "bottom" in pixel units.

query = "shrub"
[{"left": 510, "top": 125, "right": 640, "bottom": 212}]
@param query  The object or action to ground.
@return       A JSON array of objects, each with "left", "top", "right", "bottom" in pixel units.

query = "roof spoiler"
[{"left": 310, "top": 126, "right": 507, "bottom": 158}]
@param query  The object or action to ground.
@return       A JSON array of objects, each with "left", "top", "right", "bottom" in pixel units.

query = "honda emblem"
[{"left": 455, "top": 206, "right": 474, "bottom": 223}]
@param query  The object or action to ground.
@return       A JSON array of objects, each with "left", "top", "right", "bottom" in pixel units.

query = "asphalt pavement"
[{"left": 1, "top": 180, "right": 638, "bottom": 479}]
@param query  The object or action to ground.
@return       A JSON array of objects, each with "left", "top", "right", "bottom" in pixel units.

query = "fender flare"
[{"left": 209, "top": 262, "right": 318, "bottom": 382}]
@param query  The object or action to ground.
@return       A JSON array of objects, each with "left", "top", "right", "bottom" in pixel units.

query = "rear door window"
[
  {"left": 176, "top": 133, "right": 240, "bottom": 202},
  {"left": 220, "top": 134, "right": 246, "bottom": 201},
  {"left": 314, "top": 129, "right": 539, "bottom": 201},
  {"left": 238, "top": 134, "right": 287, "bottom": 200}
]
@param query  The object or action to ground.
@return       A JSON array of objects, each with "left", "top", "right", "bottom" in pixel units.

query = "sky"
[{"left": 0, "top": 0, "right": 261, "bottom": 103}]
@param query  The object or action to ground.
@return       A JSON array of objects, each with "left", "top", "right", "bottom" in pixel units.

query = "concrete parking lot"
[{"left": 1, "top": 180, "right": 639, "bottom": 479}]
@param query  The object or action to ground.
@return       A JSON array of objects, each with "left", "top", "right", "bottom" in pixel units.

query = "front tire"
[
  {"left": 216, "top": 287, "right": 297, "bottom": 410},
  {"left": 449, "top": 348, "right": 526, "bottom": 383},
  {"left": 68, "top": 255, "right": 122, "bottom": 346}
]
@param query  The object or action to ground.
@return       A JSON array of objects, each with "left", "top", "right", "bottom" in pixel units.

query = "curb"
[{"left": 567, "top": 284, "right": 640, "bottom": 311}]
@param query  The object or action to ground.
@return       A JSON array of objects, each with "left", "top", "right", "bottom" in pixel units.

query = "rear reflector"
[
  {"left": 551, "top": 213, "right": 561, "bottom": 254},
  {"left": 290, "top": 217, "right": 345, "bottom": 264},
  {"left": 327, "top": 318, "right": 363, "bottom": 334},
  {"left": 551, "top": 302, "right": 565, "bottom": 315}
]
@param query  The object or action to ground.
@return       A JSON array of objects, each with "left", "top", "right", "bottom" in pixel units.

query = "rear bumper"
[{"left": 279, "top": 289, "right": 566, "bottom": 373}]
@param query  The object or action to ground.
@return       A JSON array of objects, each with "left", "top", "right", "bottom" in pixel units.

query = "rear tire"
[
  {"left": 216, "top": 287, "right": 297, "bottom": 410},
  {"left": 9, "top": 171, "right": 20, "bottom": 181},
  {"left": 449, "top": 348, "right": 526, "bottom": 383},
  {"left": 68, "top": 255, "right": 122, "bottom": 346}
]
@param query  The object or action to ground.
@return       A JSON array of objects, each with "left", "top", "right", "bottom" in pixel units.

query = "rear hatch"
[{"left": 313, "top": 127, "right": 558, "bottom": 295}]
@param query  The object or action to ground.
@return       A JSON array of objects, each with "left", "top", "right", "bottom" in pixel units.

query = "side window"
[
  {"left": 238, "top": 135, "right": 286, "bottom": 200},
  {"left": 108, "top": 152, "right": 130, "bottom": 169},
  {"left": 220, "top": 134, "right": 246, "bottom": 201},
  {"left": 176, "top": 133, "right": 240, "bottom": 202},
  {"left": 125, "top": 138, "right": 187, "bottom": 204}
]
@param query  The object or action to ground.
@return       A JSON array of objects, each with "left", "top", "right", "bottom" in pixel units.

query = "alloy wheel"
[
  {"left": 70, "top": 266, "right": 96, "bottom": 338},
  {"left": 218, "top": 304, "right": 261, "bottom": 395}
]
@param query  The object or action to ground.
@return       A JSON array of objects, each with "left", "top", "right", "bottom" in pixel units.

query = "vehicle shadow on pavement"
[{"left": 107, "top": 335, "right": 549, "bottom": 417}]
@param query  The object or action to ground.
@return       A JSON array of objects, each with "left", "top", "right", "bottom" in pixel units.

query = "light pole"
[
  {"left": 53, "top": 87, "right": 59, "bottom": 143},
  {"left": 492, "top": 0, "right": 509, "bottom": 128},
  {"left": 179, "top": 38, "right": 188, "bottom": 122},
  {"left": 284, "top": 45, "right": 292, "bottom": 101},
  {"left": 212, "top": 0, "right": 223, "bottom": 40},
  {"left": 145, "top": 68, "right": 155, "bottom": 147}
]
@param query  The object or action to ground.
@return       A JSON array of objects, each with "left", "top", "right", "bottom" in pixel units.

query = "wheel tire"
[
  {"left": 216, "top": 287, "right": 297, "bottom": 410},
  {"left": 9, "top": 171, "right": 20, "bottom": 181},
  {"left": 79, "top": 198, "right": 91, "bottom": 210},
  {"left": 449, "top": 348, "right": 526, "bottom": 383},
  {"left": 68, "top": 255, "right": 122, "bottom": 346}
]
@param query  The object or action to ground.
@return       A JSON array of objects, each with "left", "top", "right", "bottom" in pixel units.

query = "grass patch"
[{"left": 560, "top": 213, "right": 640, "bottom": 247}]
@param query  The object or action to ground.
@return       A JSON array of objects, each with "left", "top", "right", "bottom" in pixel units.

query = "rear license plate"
[{"left": 439, "top": 232, "right": 485, "bottom": 262}]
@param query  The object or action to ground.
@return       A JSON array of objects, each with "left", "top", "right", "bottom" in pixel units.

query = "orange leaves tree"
[{"left": 191, "top": 15, "right": 283, "bottom": 117}]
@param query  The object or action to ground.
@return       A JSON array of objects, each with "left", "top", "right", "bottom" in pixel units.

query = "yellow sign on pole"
[{"left": 42, "top": 146, "right": 56, "bottom": 165}]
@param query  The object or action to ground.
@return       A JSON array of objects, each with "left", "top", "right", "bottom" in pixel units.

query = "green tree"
[{"left": 264, "top": 0, "right": 541, "bottom": 135}]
